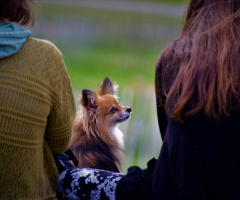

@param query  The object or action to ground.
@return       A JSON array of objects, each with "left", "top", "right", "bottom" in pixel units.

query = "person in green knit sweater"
[{"left": 0, "top": 0, "right": 76, "bottom": 199}]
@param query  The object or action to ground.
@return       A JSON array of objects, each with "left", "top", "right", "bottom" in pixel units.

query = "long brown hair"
[
  {"left": 156, "top": 0, "right": 240, "bottom": 121},
  {"left": 0, "top": 0, "right": 35, "bottom": 26}
]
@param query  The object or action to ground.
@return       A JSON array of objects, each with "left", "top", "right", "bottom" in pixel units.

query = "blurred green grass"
[
  {"left": 35, "top": 3, "right": 183, "bottom": 90},
  {"left": 60, "top": 40, "right": 159, "bottom": 90}
]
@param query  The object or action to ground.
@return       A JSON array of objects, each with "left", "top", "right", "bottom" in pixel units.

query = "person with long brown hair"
[
  {"left": 0, "top": 0, "right": 76, "bottom": 199},
  {"left": 154, "top": 0, "right": 240, "bottom": 199}
]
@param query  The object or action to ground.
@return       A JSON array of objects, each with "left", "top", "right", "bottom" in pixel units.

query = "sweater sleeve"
[
  {"left": 45, "top": 50, "right": 76, "bottom": 154},
  {"left": 155, "top": 54, "right": 168, "bottom": 140}
]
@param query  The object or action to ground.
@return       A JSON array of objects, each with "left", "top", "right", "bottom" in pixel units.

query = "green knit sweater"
[{"left": 0, "top": 37, "right": 76, "bottom": 199}]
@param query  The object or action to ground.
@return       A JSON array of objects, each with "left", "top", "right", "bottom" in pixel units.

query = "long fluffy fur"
[{"left": 70, "top": 77, "right": 131, "bottom": 172}]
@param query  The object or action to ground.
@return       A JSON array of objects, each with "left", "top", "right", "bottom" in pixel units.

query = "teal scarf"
[{"left": 0, "top": 23, "right": 32, "bottom": 58}]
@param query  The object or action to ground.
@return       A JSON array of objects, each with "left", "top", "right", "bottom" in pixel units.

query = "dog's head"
[{"left": 80, "top": 77, "right": 131, "bottom": 131}]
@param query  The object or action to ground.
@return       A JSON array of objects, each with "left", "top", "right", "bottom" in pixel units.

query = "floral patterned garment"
[{"left": 57, "top": 168, "right": 125, "bottom": 200}]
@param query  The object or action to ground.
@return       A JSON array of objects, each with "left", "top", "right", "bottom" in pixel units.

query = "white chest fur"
[{"left": 111, "top": 125, "right": 124, "bottom": 149}]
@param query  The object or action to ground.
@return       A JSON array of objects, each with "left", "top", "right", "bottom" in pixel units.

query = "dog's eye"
[{"left": 110, "top": 107, "right": 117, "bottom": 113}]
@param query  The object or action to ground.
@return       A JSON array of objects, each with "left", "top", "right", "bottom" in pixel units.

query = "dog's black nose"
[{"left": 126, "top": 107, "right": 132, "bottom": 113}]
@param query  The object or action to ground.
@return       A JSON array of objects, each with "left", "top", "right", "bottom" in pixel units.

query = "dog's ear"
[
  {"left": 97, "top": 77, "right": 118, "bottom": 96},
  {"left": 80, "top": 89, "right": 98, "bottom": 110}
]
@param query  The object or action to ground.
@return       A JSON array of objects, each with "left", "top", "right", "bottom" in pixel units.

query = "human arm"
[
  {"left": 45, "top": 50, "right": 76, "bottom": 154},
  {"left": 155, "top": 54, "right": 168, "bottom": 140}
]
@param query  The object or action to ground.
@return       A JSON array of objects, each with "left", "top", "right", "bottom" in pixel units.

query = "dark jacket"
[{"left": 152, "top": 55, "right": 240, "bottom": 200}]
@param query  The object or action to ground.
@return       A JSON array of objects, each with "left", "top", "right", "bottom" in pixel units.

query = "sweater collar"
[{"left": 0, "top": 23, "right": 32, "bottom": 59}]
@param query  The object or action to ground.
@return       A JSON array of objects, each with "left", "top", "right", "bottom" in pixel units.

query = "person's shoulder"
[
  {"left": 157, "top": 40, "right": 175, "bottom": 59},
  {"left": 163, "top": 40, "right": 178, "bottom": 55},
  {"left": 27, "top": 37, "right": 63, "bottom": 56},
  {"left": 158, "top": 37, "right": 186, "bottom": 63}
]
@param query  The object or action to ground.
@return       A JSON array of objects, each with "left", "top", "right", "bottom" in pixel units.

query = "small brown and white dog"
[{"left": 70, "top": 77, "right": 131, "bottom": 172}]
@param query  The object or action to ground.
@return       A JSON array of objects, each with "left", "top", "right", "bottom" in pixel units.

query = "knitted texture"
[{"left": 0, "top": 37, "right": 76, "bottom": 200}]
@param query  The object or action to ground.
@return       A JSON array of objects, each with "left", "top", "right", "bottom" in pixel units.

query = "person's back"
[
  {"left": 0, "top": 1, "right": 76, "bottom": 199},
  {"left": 154, "top": 0, "right": 240, "bottom": 199},
  {"left": 153, "top": 109, "right": 240, "bottom": 200}
]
